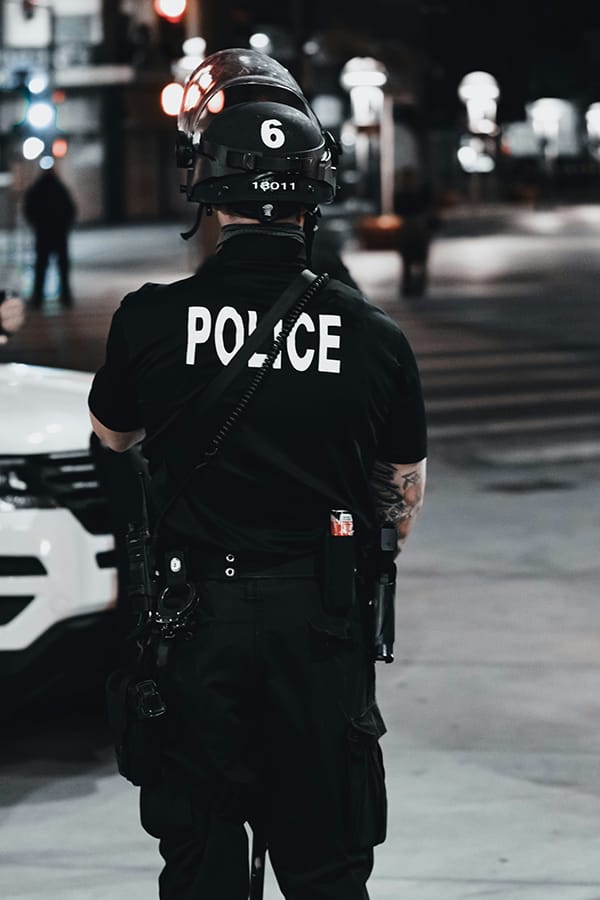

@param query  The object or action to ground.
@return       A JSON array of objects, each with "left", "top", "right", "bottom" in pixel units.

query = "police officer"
[{"left": 88, "top": 49, "right": 427, "bottom": 900}]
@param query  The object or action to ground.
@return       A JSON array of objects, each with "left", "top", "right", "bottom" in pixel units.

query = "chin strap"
[{"left": 180, "top": 203, "right": 213, "bottom": 241}]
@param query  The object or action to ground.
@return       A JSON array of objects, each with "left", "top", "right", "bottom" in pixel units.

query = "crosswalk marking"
[
  {"left": 347, "top": 242, "right": 600, "bottom": 464},
  {"left": 428, "top": 413, "right": 600, "bottom": 439},
  {"left": 425, "top": 385, "right": 600, "bottom": 413},
  {"left": 423, "top": 364, "right": 600, "bottom": 389},
  {"left": 391, "top": 310, "right": 600, "bottom": 463},
  {"left": 417, "top": 350, "right": 600, "bottom": 371}
]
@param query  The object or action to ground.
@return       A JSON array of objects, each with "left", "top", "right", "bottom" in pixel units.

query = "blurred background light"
[
  {"left": 458, "top": 71, "right": 500, "bottom": 135},
  {"left": 529, "top": 97, "right": 567, "bottom": 139},
  {"left": 26, "top": 101, "right": 54, "bottom": 129},
  {"left": 160, "top": 82, "right": 183, "bottom": 116},
  {"left": 154, "top": 0, "right": 186, "bottom": 23},
  {"left": 27, "top": 74, "right": 49, "bottom": 95},
  {"left": 249, "top": 32, "right": 272, "bottom": 53},
  {"left": 22, "top": 136, "right": 45, "bottom": 160},
  {"left": 181, "top": 37, "right": 206, "bottom": 58},
  {"left": 340, "top": 57, "right": 388, "bottom": 90},
  {"left": 52, "top": 138, "right": 68, "bottom": 158},
  {"left": 457, "top": 137, "right": 495, "bottom": 173}
]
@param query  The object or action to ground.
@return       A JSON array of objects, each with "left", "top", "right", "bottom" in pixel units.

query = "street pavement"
[
  {"left": 4, "top": 202, "right": 600, "bottom": 466},
  {"left": 2, "top": 205, "right": 600, "bottom": 899}
]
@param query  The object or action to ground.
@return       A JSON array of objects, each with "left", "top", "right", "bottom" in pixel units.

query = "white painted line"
[
  {"left": 477, "top": 440, "right": 600, "bottom": 465},
  {"left": 428, "top": 414, "right": 600, "bottom": 439},
  {"left": 423, "top": 365, "right": 600, "bottom": 389},
  {"left": 426, "top": 386, "right": 600, "bottom": 413},
  {"left": 418, "top": 350, "right": 597, "bottom": 371}
]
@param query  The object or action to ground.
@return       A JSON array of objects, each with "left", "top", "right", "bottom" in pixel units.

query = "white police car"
[{"left": 0, "top": 362, "right": 119, "bottom": 707}]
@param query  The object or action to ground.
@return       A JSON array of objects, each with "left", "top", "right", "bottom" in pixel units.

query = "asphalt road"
[
  {"left": 2, "top": 204, "right": 600, "bottom": 899},
  {"left": 3, "top": 201, "right": 600, "bottom": 467}
]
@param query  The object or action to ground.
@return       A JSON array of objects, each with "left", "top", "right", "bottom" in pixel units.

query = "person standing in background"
[
  {"left": 394, "top": 165, "right": 435, "bottom": 298},
  {"left": 24, "top": 168, "right": 76, "bottom": 307}
]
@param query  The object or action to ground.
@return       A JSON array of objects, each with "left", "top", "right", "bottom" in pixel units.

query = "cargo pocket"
[
  {"left": 140, "top": 774, "right": 196, "bottom": 839},
  {"left": 105, "top": 667, "right": 167, "bottom": 788},
  {"left": 347, "top": 702, "right": 387, "bottom": 849},
  {"left": 308, "top": 614, "right": 351, "bottom": 662}
]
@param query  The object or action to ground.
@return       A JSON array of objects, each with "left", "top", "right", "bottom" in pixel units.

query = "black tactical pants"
[{"left": 140, "top": 572, "right": 387, "bottom": 900}]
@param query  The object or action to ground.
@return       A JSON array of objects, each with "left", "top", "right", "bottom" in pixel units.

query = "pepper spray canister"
[
  {"left": 323, "top": 509, "right": 355, "bottom": 615},
  {"left": 330, "top": 509, "right": 354, "bottom": 537}
]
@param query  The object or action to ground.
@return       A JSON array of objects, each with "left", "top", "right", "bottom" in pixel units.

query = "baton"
[{"left": 249, "top": 830, "right": 267, "bottom": 900}]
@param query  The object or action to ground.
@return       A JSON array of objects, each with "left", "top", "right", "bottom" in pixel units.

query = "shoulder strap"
[
  {"left": 147, "top": 268, "right": 329, "bottom": 550},
  {"left": 143, "top": 268, "right": 319, "bottom": 452}
]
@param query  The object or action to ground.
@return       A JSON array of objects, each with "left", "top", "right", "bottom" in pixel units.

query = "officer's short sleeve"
[
  {"left": 376, "top": 331, "right": 427, "bottom": 463},
  {"left": 88, "top": 306, "right": 143, "bottom": 432}
]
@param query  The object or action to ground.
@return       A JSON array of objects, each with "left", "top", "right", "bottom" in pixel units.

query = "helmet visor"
[{"left": 178, "top": 48, "right": 314, "bottom": 140}]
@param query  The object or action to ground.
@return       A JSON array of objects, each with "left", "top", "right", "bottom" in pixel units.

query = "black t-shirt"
[{"left": 88, "top": 226, "right": 427, "bottom": 555}]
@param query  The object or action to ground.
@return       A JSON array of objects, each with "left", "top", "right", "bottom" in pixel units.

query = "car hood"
[{"left": 0, "top": 363, "right": 94, "bottom": 455}]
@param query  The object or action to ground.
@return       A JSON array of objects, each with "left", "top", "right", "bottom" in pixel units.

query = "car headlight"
[{"left": 0, "top": 458, "right": 56, "bottom": 511}]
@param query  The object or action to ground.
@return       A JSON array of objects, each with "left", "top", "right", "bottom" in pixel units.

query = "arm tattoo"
[{"left": 371, "top": 460, "right": 424, "bottom": 544}]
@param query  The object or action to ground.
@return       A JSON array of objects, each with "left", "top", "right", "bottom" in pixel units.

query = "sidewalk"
[
  {"left": 2, "top": 454, "right": 599, "bottom": 900},
  {"left": 368, "top": 455, "right": 600, "bottom": 900}
]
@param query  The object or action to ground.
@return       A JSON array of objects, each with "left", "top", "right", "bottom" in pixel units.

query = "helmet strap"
[{"left": 180, "top": 203, "right": 209, "bottom": 241}]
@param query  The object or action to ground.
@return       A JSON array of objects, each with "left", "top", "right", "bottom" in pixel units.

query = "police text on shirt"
[{"left": 186, "top": 306, "right": 342, "bottom": 374}]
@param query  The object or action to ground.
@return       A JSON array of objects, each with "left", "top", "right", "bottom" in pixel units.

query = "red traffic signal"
[{"left": 154, "top": 0, "right": 186, "bottom": 23}]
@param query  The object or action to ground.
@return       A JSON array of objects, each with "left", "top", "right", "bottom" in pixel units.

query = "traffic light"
[
  {"left": 154, "top": 0, "right": 186, "bottom": 23},
  {"left": 14, "top": 78, "right": 67, "bottom": 163},
  {"left": 154, "top": 0, "right": 186, "bottom": 61},
  {"left": 25, "top": 97, "right": 55, "bottom": 130},
  {"left": 52, "top": 137, "right": 68, "bottom": 158}
]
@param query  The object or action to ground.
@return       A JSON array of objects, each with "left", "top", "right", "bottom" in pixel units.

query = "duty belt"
[{"left": 184, "top": 550, "right": 321, "bottom": 581}]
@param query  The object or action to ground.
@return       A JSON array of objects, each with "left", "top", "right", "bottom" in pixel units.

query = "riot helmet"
[{"left": 176, "top": 48, "right": 338, "bottom": 232}]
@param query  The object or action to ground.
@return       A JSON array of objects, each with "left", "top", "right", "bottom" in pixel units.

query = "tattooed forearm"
[{"left": 370, "top": 459, "right": 426, "bottom": 553}]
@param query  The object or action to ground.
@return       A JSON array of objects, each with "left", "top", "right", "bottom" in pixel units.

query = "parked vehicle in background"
[{"left": 0, "top": 362, "right": 120, "bottom": 709}]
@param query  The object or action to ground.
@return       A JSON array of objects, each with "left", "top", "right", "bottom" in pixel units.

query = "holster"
[
  {"left": 357, "top": 524, "right": 397, "bottom": 663},
  {"left": 322, "top": 526, "right": 356, "bottom": 616}
]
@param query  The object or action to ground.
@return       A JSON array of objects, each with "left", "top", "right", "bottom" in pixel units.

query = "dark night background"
[
  {"left": 202, "top": 0, "right": 600, "bottom": 126},
  {"left": 5, "top": 0, "right": 600, "bottom": 222}
]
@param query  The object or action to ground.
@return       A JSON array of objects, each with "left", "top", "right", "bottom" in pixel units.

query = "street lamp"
[
  {"left": 585, "top": 102, "right": 600, "bottom": 162},
  {"left": 339, "top": 57, "right": 388, "bottom": 210},
  {"left": 458, "top": 71, "right": 500, "bottom": 136},
  {"left": 457, "top": 71, "right": 500, "bottom": 202},
  {"left": 340, "top": 57, "right": 387, "bottom": 126},
  {"left": 528, "top": 97, "right": 568, "bottom": 178},
  {"left": 161, "top": 35, "right": 206, "bottom": 118},
  {"left": 170, "top": 35, "right": 206, "bottom": 85}
]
